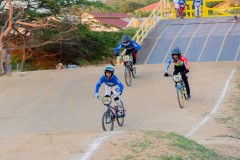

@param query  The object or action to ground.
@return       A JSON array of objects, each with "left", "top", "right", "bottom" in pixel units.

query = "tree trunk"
[
  {"left": 20, "top": 50, "right": 26, "bottom": 72},
  {"left": 0, "top": 0, "right": 13, "bottom": 75},
  {"left": 0, "top": 43, "right": 5, "bottom": 74}
]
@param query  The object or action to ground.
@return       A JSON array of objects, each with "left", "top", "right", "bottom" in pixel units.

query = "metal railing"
[
  {"left": 117, "top": 0, "right": 171, "bottom": 65},
  {"left": 132, "top": 0, "right": 173, "bottom": 44},
  {"left": 172, "top": 0, "right": 240, "bottom": 18}
]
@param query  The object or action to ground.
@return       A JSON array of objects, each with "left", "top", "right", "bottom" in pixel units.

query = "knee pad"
[{"left": 114, "top": 97, "right": 119, "bottom": 101}]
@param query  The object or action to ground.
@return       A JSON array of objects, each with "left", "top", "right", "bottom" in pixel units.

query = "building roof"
[
  {"left": 95, "top": 18, "right": 129, "bottom": 28},
  {"left": 139, "top": 2, "right": 160, "bottom": 12},
  {"left": 88, "top": 12, "right": 132, "bottom": 28},
  {"left": 91, "top": 12, "right": 131, "bottom": 18}
]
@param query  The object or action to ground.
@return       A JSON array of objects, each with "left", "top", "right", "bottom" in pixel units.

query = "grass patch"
[
  {"left": 123, "top": 131, "right": 221, "bottom": 160},
  {"left": 217, "top": 81, "right": 240, "bottom": 134},
  {"left": 169, "top": 132, "right": 220, "bottom": 159}
]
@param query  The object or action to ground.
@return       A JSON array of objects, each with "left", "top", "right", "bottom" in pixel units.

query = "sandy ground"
[{"left": 0, "top": 62, "right": 239, "bottom": 160}]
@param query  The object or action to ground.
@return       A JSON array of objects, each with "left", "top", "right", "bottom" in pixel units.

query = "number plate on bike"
[
  {"left": 122, "top": 55, "right": 131, "bottom": 62},
  {"left": 173, "top": 75, "right": 182, "bottom": 82},
  {"left": 102, "top": 96, "right": 112, "bottom": 105}
]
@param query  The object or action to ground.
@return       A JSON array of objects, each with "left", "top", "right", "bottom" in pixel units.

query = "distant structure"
[{"left": 81, "top": 12, "right": 132, "bottom": 31}]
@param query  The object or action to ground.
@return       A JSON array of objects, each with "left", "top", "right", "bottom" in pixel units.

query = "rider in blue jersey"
[
  {"left": 95, "top": 65, "right": 125, "bottom": 111},
  {"left": 114, "top": 34, "right": 141, "bottom": 68}
]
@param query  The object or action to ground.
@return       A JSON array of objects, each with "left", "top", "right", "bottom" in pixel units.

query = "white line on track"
[
  {"left": 197, "top": 23, "right": 218, "bottom": 62},
  {"left": 144, "top": 25, "right": 170, "bottom": 64},
  {"left": 184, "top": 23, "right": 202, "bottom": 57},
  {"left": 235, "top": 44, "right": 240, "bottom": 61},
  {"left": 79, "top": 131, "right": 123, "bottom": 160},
  {"left": 216, "top": 23, "right": 234, "bottom": 61},
  {"left": 185, "top": 68, "right": 236, "bottom": 137},
  {"left": 163, "top": 24, "right": 187, "bottom": 63}
]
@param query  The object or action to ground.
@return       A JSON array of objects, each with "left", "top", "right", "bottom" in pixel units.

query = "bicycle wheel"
[
  {"left": 116, "top": 107, "right": 124, "bottom": 126},
  {"left": 176, "top": 87, "right": 184, "bottom": 108},
  {"left": 183, "top": 86, "right": 187, "bottom": 100},
  {"left": 102, "top": 111, "right": 114, "bottom": 131},
  {"left": 124, "top": 67, "right": 132, "bottom": 86},
  {"left": 132, "top": 67, "right": 137, "bottom": 78}
]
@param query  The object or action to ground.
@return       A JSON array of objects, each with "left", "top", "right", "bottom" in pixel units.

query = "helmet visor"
[
  {"left": 172, "top": 53, "right": 180, "bottom": 57},
  {"left": 105, "top": 70, "right": 113, "bottom": 73},
  {"left": 123, "top": 41, "right": 130, "bottom": 46}
]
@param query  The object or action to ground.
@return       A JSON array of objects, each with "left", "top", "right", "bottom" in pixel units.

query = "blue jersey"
[
  {"left": 95, "top": 75, "right": 124, "bottom": 93},
  {"left": 114, "top": 41, "right": 141, "bottom": 55}
]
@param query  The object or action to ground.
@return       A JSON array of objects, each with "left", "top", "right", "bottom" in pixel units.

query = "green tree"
[
  {"left": 145, "top": 0, "right": 160, "bottom": 5},
  {"left": 0, "top": 0, "right": 110, "bottom": 72},
  {"left": 120, "top": 2, "right": 145, "bottom": 13}
]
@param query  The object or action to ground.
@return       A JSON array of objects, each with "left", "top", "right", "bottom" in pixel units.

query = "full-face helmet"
[
  {"left": 104, "top": 65, "right": 114, "bottom": 79},
  {"left": 121, "top": 34, "right": 132, "bottom": 46},
  {"left": 171, "top": 47, "right": 181, "bottom": 58}
]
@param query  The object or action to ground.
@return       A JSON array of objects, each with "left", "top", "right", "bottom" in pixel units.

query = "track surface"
[
  {"left": 0, "top": 62, "right": 239, "bottom": 159},
  {"left": 137, "top": 17, "right": 240, "bottom": 64}
]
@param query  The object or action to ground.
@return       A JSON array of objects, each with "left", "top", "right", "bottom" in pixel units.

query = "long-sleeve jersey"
[
  {"left": 165, "top": 56, "right": 190, "bottom": 73},
  {"left": 114, "top": 41, "right": 141, "bottom": 55},
  {"left": 95, "top": 75, "right": 124, "bottom": 93}
]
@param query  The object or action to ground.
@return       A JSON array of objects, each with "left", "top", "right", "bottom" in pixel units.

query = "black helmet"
[
  {"left": 121, "top": 34, "right": 131, "bottom": 46},
  {"left": 104, "top": 65, "right": 114, "bottom": 79},
  {"left": 171, "top": 47, "right": 181, "bottom": 57}
]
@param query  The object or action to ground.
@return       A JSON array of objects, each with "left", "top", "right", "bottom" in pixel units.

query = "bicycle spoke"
[
  {"left": 177, "top": 87, "right": 184, "bottom": 108},
  {"left": 102, "top": 111, "right": 114, "bottom": 131},
  {"left": 132, "top": 67, "right": 137, "bottom": 78},
  {"left": 125, "top": 67, "right": 132, "bottom": 86},
  {"left": 116, "top": 107, "right": 125, "bottom": 126}
]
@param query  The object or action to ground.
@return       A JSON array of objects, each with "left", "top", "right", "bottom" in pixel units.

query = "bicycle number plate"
[
  {"left": 122, "top": 55, "right": 131, "bottom": 62},
  {"left": 173, "top": 75, "right": 182, "bottom": 82},
  {"left": 102, "top": 96, "right": 112, "bottom": 105}
]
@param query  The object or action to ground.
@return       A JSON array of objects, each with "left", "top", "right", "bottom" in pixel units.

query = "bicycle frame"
[
  {"left": 122, "top": 54, "right": 133, "bottom": 86},
  {"left": 100, "top": 95, "right": 125, "bottom": 131},
  {"left": 175, "top": 79, "right": 185, "bottom": 94},
  {"left": 105, "top": 104, "right": 118, "bottom": 119},
  {"left": 168, "top": 74, "right": 187, "bottom": 108},
  {"left": 122, "top": 54, "right": 133, "bottom": 70}
]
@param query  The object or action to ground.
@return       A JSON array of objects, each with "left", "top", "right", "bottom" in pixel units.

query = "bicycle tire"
[
  {"left": 116, "top": 107, "right": 124, "bottom": 126},
  {"left": 102, "top": 111, "right": 114, "bottom": 131},
  {"left": 183, "top": 86, "right": 187, "bottom": 100},
  {"left": 176, "top": 87, "right": 184, "bottom": 108},
  {"left": 132, "top": 67, "right": 137, "bottom": 78},
  {"left": 124, "top": 67, "right": 132, "bottom": 86}
]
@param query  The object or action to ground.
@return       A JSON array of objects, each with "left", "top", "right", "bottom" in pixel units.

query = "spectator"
[
  {"left": 178, "top": 0, "right": 187, "bottom": 19},
  {"left": 173, "top": 0, "right": 179, "bottom": 18},
  {"left": 56, "top": 63, "right": 64, "bottom": 69},
  {"left": 193, "top": 0, "right": 203, "bottom": 18}
]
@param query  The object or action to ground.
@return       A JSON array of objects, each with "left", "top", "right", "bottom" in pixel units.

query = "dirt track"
[{"left": 0, "top": 62, "right": 239, "bottom": 160}]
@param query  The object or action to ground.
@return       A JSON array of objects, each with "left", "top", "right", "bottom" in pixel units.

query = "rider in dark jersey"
[{"left": 164, "top": 47, "right": 191, "bottom": 99}]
